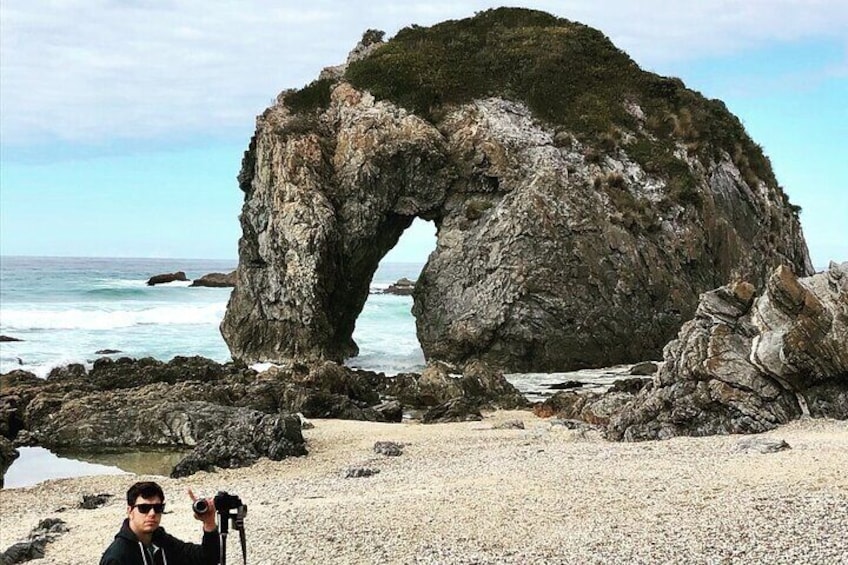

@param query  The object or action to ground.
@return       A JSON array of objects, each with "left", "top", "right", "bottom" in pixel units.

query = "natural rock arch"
[{"left": 221, "top": 10, "right": 812, "bottom": 372}]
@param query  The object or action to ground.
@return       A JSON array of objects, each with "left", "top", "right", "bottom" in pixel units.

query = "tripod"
[{"left": 218, "top": 504, "right": 247, "bottom": 565}]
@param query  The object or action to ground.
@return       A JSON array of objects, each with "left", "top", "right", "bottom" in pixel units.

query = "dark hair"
[{"left": 126, "top": 481, "right": 165, "bottom": 506}]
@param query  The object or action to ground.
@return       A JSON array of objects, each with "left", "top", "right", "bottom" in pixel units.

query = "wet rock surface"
[{"left": 1, "top": 356, "right": 529, "bottom": 478}]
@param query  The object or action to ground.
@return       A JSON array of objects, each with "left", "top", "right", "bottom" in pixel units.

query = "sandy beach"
[{"left": 2, "top": 410, "right": 847, "bottom": 564}]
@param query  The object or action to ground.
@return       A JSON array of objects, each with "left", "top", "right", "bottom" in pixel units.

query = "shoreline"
[
  {"left": 2, "top": 361, "right": 649, "bottom": 488},
  {"left": 2, "top": 410, "right": 847, "bottom": 564}
]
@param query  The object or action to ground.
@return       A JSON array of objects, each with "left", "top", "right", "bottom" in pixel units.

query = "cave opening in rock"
[{"left": 345, "top": 218, "right": 437, "bottom": 374}]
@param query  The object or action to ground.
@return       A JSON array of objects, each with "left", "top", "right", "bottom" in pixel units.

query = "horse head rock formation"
[{"left": 221, "top": 8, "right": 812, "bottom": 372}]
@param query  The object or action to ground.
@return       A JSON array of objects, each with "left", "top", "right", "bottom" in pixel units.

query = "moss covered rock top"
[{"left": 286, "top": 7, "right": 782, "bottom": 202}]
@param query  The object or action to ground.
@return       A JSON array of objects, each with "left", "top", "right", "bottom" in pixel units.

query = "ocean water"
[
  {"left": 1, "top": 256, "right": 427, "bottom": 487},
  {"left": 0, "top": 256, "right": 425, "bottom": 377}
]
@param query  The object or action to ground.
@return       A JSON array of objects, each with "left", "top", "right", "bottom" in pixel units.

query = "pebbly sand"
[{"left": 1, "top": 410, "right": 847, "bottom": 564}]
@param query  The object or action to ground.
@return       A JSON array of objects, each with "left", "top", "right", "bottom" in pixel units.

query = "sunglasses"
[{"left": 132, "top": 503, "right": 166, "bottom": 514}]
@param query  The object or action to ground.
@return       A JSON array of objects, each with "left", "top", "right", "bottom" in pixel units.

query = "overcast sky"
[{"left": 1, "top": 1, "right": 845, "bottom": 268}]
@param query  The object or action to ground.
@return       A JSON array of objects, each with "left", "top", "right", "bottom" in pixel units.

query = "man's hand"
[{"left": 187, "top": 488, "right": 217, "bottom": 532}]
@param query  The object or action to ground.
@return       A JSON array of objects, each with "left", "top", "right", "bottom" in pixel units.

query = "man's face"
[{"left": 127, "top": 495, "right": 164, "bottom": 536}]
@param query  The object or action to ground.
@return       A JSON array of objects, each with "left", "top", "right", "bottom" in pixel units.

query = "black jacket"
[{"left": 100, "top": 518, "right": 220, "bottom": 565}]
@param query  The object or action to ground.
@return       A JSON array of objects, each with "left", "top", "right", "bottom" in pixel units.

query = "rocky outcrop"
[
  {"left": 0, "top": 519, "right": 68, "bottom": 565},
  {"left": 607, "top": 262, "right": 848, "bottom": 440},
  {"left": 533, "top": 390, "right": 638, "bottom": 427},
  {"left": 387, "top": 360, "right": 528, "bottom": 416},
  {"left": 0, "top": 436, "right": 18, "bottom": 488},
  {"left": 171, "top": 411, "right": 305, "bottom": 478},
  {"left": 383, "top": 278, "right": 415, "bottom": 296},
  {"left": 0, "top": 335, "right": 23, "bottom": 342},
  {"left": 0, "top": 355, "right": 527, "bottom": 477},
  {"left": 190, "top": 271, "right": 237, "bottom": 288},
  {"left": 146, "top": 271, "right": 188, "bottom": 286},
  {"left": 222, "top": 9, "right": 811, "bottom": 372}
]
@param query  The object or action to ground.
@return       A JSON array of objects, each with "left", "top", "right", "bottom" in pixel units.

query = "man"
[{"left": 100, "top": 481, "right": 221, "bottom": 565}]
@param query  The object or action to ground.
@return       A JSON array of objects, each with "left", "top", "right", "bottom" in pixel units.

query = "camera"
[
  {"left": 192, "top": 491, "right": 245, "bottom": 515},
  {"left": 193, "top": 491, "right": 248, "bottom": 565}
]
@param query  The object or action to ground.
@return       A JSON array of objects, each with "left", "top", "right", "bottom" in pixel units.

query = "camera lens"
[{"left": 192, "top": 499, "right": 208, "bottom": 514}]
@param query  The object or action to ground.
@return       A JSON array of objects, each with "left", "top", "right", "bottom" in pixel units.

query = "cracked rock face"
[
  {"left": 222, "top": 82, "right": 811, "bottom": 371},
  {"left": 606, "top": 262, "right": 848, "bottom": 440}
]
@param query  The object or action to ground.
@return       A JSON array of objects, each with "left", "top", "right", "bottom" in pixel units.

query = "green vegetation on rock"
[{"left": 279, "top": 7, "right": 789, "bottom": 214}]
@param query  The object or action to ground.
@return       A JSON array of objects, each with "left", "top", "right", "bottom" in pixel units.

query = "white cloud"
[{"left": 1, "top": 0, "right": 846, "bottom": 145}]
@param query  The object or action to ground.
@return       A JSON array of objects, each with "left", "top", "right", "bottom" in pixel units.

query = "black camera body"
[
  {"left": 192, "top": 491, "right": 246, "bottom": 515},
  {"left": 192, "top": 491, "right": 248, "bottom": 565}
]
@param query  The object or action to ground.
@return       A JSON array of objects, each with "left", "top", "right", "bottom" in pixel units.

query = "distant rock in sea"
[
  {"left": 190, "top": 271, "right": 237, "bottom": 288},
  {"left": 94, "top": 349, "right": 122, "bottom": 355},
  {"left": 146, "top": 271, "right": 188, "bottom": 286},
  {"left": 383, "top": 277, "right": 415, "bottom": 296},
  {"left": 0, "top": 335, "right": 23, "bottom": 342}
]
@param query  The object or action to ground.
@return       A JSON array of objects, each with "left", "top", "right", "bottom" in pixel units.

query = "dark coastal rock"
[
  {"left": 222, "top": 9, "right": 811, "bottom": 373},
  {"left": 548, "top": 381, "right": 585, "bottom": 390},
  {"left": 171, "top": 411, "right": 305, "bottom": 478},
  {"left": 51, "top": 356, "right": 239, "bottom": 390},
  {"left": 0, "top": 436, "right": 19, "bottom": 488},
  {"left": 374, "top": 441, "right": 403, "bottom": 456},
  {"left": 383, "top": 278, "right": 415, "bottom": 296},
  {"left": 386, "top": 360, "right": 527, "bottom": 414},
  {"left": 628, "top": 362, "right": 658, "bottom": 376},
  {"left": 0, "top": 373, "right": 35, "bottom": 440},
  {"left": 47, "top": 363, "right": 87, "bottom": 380},
  {"left": 344, "top": 467, "right": 380, "bottom": 478},
  {"left": 190, "top": 271, "right": 237, "bottom": 288},
  {"left": 532, "top": 390, "right": 635, "bottom": 427},
  {"left": 370, "top": 400, "right": 403, "bottom": 423},
  {"left": 0, "top": 335, "right": 23, "bottom": 342},
  {"left": 79, "top": 493, "right": 113, "bottom": 509},
  {"left": 146, "top": 271, "right": 188, "bottom": 286},
  {"left": 386, "top": 365, "right": 463, "bottom": 407},
  {"left": 0, "top": 353, "right": 519, "bottom": 479},
  {"left": 459, "top": 360, "right": 528, "bottom": 410},
  {"left": 607, "top": 262, "right": 848, "bottom": 441},
  {"left": 609, "top": 377, "right": 652, "bottom": 395},
  {"left": 0, "top": 518, "right": 67, "bottom": 565},
  {"left": 422, "top": 397, "right": 483, "bottom": 424},
  {"left": 94, "top": 349, "right": 122, "bottom": 355},
  {"left": 291, "top": 390, "right": 383, "bottom": 421}
]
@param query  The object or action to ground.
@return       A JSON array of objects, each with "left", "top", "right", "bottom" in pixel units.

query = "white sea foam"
[
  {"left": 1, "top": 303, "right": 226, "bottom": 331},
  {"left": 91, "top": 278, "right": 147, "bottom": 288},
  {"left": 251, "top": 362, "right": 280, "bottom": 373}
]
